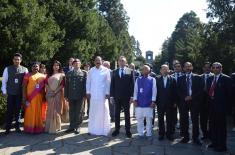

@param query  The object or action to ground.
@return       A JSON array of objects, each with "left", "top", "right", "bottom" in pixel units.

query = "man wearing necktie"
[
  {"left": 199, "top": 62, "right": 213, "bottom": 140},
  {"left": 63, "top": 57, "right": 74, "bottom": 74},
  {"left": 207, "top": 62, "right": 231, "bottom": 152},
  {"left": 171, "top": 61, "right": 183, "bottom": 133},
  {"left": 177, "top": 62, "right": 204, "bottom": 145},
  {"left": 231, "top": 72, "right": 235, "bottom": 132},
  {"left": 110, "top": 56, "right": 135, "bottom": 138}
]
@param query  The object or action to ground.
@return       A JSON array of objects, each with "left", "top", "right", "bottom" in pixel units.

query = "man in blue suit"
[{"left": 207, "top": 62, "right": 231, "bottom": 152}]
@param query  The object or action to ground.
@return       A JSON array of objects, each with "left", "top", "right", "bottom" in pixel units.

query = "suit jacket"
[
  {"left": 156, "top": 75, "right": 176, "bottom": 108},
  {"left": 231, "top": 73, "right": 235, "bottom": 101},
  {"left": 177, "top": 73, "right": 204, "bottom": 104},
  {"left": 110, "top": 68, "right": 134, "bottom": 99},
  {"left": 207, "top": 73, "right": 232, "bottom": 112},
  {"left": 200, "top": 73, "right": 214, "bottom": 92}
]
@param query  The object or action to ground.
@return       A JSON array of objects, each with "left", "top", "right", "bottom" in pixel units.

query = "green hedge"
[{"left": 0, "top": 78, "right": 7, "bottom": 126}]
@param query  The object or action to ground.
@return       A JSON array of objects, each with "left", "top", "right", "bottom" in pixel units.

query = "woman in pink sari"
[{"left": 45, "top": 60, "right": 65, "bottom": 133}]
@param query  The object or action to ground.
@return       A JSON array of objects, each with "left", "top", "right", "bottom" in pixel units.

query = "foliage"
[
  {"left": 154, "top": 8, "right": 235, "bottom": 74},
  {"left": 0, "top": 79, "right": 7, "bottom": 126},
  {"left": 0, "top": 0, "right": 135, "bottom": 72}
]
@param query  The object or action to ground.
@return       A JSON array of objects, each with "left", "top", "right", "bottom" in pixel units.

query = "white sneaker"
[{"left": 232, "top": 127, "right": 235, "bottom": 132}]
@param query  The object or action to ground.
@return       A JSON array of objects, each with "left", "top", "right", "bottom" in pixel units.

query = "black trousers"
[
  {"left": 233, "top": 102, "right": 235, "bottom": 126},
  {"left": 109, "top": 99, "right": 115, "bottom": 120},
  {"left": 172, "top": 106, "right": 178, "bottom": 127},
  {"left": 179, "top": 101, "right": 200, "bottom": 139},
  {"left": 114, "top": 98, "right": 131, "bottom": 132},
  {"left": 209, "top": 99, "right": 227, "bottom": 149},
  {"left": 157, "top": 105, "right": 174, "bottom": 136},
  {"left": 5, "top": 94, "right": 22, "bottom": 130},
  {"left": 200, "top": 93, "right": 210, "bottom": 137}
]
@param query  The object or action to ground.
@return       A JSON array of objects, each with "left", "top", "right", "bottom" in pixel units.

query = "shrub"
[{"left": 0, "top": 78, "right": 7, "bottom": 126}]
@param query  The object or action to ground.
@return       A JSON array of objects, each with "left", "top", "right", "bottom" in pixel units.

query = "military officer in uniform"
[{"left": 64, "top": 59, "right": 87, "bottom": 134}]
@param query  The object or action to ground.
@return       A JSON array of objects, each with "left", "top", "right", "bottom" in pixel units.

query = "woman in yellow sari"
[
  {"left": 22, "top": 62, "right": 46, "bottom": 134},
  {"left": 45, "top": 60, "right": 65, "bottom": 134}
]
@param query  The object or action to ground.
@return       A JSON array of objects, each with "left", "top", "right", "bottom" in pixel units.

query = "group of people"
[{"left": 1, "top": 53, "right": 235, "bottom": 153}]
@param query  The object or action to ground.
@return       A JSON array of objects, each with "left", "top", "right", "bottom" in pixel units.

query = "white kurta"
[{"left": 86, "top": 66, "right": 111, "bottom": 136}]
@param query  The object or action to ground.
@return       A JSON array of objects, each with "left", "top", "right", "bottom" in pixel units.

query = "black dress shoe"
[
  {"left": 65, "top": 128, "right": 74, "bottom": 133},
  {"left": 5, "top": 130, "right": 10, "bottom": 135},
  {"left": 207, "top": 143, "right": 216, "bottom": 148},
  {"left": 126, "top": 131, "right": 132, "bottom": 138},
  {"left": 15, "top": 128, "right": 22, "bottom": 133},
  {"left": 200, "top": 136, "right": 208, "bottom": 140},
  {"left": 180, "top": 137, "right": 189, "bottom": 143},
  {"left": 158, "top": 135, "right": 164, "bottom": 141},
  {"left": 193, "top": 138, "right": 202, "bottom": 145},
  {"left": 112, "top": 130, "right": 119, "bottom": 137},
  {"left": 214, "top": 147, "right": 227, "bottom": 152},
  {"left": 74, "top": 128, "right": 80, "bottom": 134},
  {"left": 166, "top": 135, "right": 174, "bottom": 141}
]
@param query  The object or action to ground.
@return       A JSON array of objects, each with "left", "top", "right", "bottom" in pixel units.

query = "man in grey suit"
[{"left": 64, "top": 59, "right": 87, "bottom": 134}]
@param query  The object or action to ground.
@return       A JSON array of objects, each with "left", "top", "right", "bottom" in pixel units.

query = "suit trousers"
[
  {"left": 114, "top": 98, "right": 131, "bottom": 132},
  {"left": 200, "top": 92, "right": 210, "bottom": 137},
  {"left": 157, "top": 105, "right": 174, "bottom": 136},
  {"left": 209, "top": 99, "right": 227, "bottom": 149},
  {"left": 179, "top": 100, "right": 200, "bottom": 139}
]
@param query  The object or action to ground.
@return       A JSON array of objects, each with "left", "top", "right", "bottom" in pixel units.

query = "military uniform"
[{"left": 65, "top": 69, "right": 87, "bottom": 130}]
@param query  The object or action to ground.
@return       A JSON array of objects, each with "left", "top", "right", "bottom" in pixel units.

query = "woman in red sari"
[
  {"left": 22, "top": 62, "right": 46, "bottom": 133},
  {"left": 45, "top": 60, "right": 65, "bottom": 133}
]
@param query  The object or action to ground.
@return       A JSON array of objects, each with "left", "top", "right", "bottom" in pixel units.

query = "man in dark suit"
[
  {"left": 231, "top": 72, "right": 235, "bottom": 132},
  {"left": 171, "top": 61, "right": 184, "bottom": 133},
  {"left": 63, "top": 57, "right": 74, "bottom": 74},
  {"left": 156, "top": 64, "right": 176, "bottom": 141},
  {"left": 177, "top": 62, "right": 204, "bottom": 145},
  {"left": 207, "top": 62, "right": 231, "bottom": 152},
  {"left": 111, "top": 56, "right": 135, "bottom": 138},
  {"left": 200, "top": 62, "right": 213, "bottom": 140}
]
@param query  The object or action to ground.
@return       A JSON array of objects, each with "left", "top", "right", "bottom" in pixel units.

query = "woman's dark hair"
[{"left": 48, "top": 60, "right": 63, "bottom": 76}]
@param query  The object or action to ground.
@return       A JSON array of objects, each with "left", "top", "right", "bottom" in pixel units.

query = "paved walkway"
[{"left": 0, "top": 107, "right": 235, "bottom": 155}]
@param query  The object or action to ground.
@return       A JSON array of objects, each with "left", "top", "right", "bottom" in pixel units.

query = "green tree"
[{"left": 0, "top": 0, "right": 63, "bottom": 70}]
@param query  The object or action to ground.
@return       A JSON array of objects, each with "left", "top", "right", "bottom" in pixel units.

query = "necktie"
[
  {"left": 176, "top": 73, "right": 179, "bottom": 82},
  {"left": 121, "top": 68, "right": 124, "bottom": 78},
  {"left": 186, "top": 75, "right": 191, "bottom": 96},
  {"left": 164, "top": 77, "right": 167, "bottom": 88},
  {"left": 204, "top": 74, "right": 208, "bottom": 90},
  {"left": 209, "top": 76, "right": 217, "bottom": 97}
]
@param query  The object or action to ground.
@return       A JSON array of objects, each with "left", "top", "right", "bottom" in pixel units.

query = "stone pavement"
[{"left": 0, "top": 106, "right": 235, "bottom": 155}]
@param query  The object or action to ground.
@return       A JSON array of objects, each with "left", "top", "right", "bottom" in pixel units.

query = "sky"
[{"left": 121, "top": 0, "right": 209, "bottom": 57}]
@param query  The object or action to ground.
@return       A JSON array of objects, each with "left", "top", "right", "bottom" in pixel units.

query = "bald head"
[
  {"left": 141, "top": 65, "right": 151, "bottom": 76},
  {"left": 184, "top": 62, "right": 193, "bottom": 73},
  {"left": 103, "top": 61, "right": 110, "bottom": 69},
  {"left": 160, "top": 64, "right": 169, "bottom": 76}
]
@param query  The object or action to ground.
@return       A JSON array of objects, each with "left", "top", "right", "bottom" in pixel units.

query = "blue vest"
[{"left": 137, "top": 76, "right": 153, "bottom": 107}]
